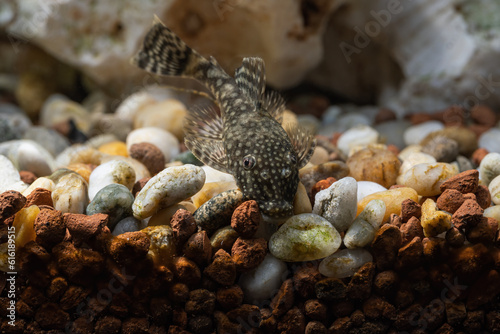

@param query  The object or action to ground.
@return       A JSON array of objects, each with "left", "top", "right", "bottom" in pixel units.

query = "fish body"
[{"left": 132, "top": 17, "right": 316, "bottom": 217}]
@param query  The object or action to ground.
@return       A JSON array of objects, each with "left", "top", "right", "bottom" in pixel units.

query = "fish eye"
[{"left": 243, "top": 155, "right": 256, "bottom": 169}]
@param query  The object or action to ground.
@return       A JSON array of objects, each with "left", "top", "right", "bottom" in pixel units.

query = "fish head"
[{"left": 227, "top": 130, "right": 300, "bottom": 218}]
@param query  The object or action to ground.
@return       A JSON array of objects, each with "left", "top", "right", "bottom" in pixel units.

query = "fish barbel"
[{"left": 131, "top": 17, "right": 316, "bottom": 217}]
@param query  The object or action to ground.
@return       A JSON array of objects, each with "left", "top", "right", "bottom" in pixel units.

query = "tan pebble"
[
  {"left": 420, "top": 126, "right": 478, "bottom": 156},
  {"left": 141, "top": 225, "right": 176, "bottom": 267},
  {"left": 66, "top": 163, "right": 94, "bottom": 183},
  {"left": 420, "top": 199, "right": 451, "bottom": 237},
  {"left": 148, "top": 201, "right": 196, "bottom": 226},
  {"left": 133, "top": 99, "right": 187, "bottom": 141},
  {"left": 191, "top": 181, "right": 238, "bottom": 208},
  {"left": 309, "top": 146, "right": 329, "bottom": 165},
  {"left": 347, "top": 147, "right": 401, "bottom": 188},
  {"left": 293, "top": 182, "right": 312, "bottom": 215},
  {"left": 98, "top": 141, "right": 129, "bottom": 157},
  {"left": 357, "top": 187, "right": 418, "bottom": 222}
]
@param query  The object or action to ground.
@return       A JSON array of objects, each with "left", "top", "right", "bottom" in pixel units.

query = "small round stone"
[
  {"left": 479, "top": 152, "right": 500, "bottom": 185},
  {"left": 357, "top": 187, "right": 418, "bottom": 222},
  {"left": 398, "top": 162, "right": 459, "bottom": 196},
  {"left": 133, "top": 99, "right": 187, "bottom": 141},
  {"left": 128, "top": 142, "right": 165, "bottom": 175},
  {"left": 479, "top": 128, "right": 500, "bottom": 153},
  {"left": 112, "top": 216, "right": 144, "bottom": 236},
  {"left": 194, "top": 189, "right": 244, "bottom": 233},
  {"left": 488, "top": 175, "right": 500, "bottom": 205},
  {"left": 269, "top": 213, "right": 342, "bottom": 262},
  {"left": 420, "top": 126, "right": 478, "bottom": 156},
  {"left": 404, "top": 120, "right": 444, "bottom": 146},
  {"left": 421, "top": 199, "right": 452, "bottom": 237},
  {"left": 347, "top": 147, "right": 401, "bottom": 188},
  {"left": 133, "top": 164, "right": 205, "bottom": 219},
  {"left": 421, "top": 135, "right": 459, "bottom": 162},
  {"left": 318, "top": 248, "right": 373, "bottom": 278},
  {"left": 51, "top": 170, "right": 89, "bottom": 214},
  {"left": 86, "top": 184, "right": 135, "bottom": 229},
  {"left": 88, "top": 160, "right": 136, "bottom": 201},
  {"left": 98, "top": 141, "right": 129, "bottom": 157},
  {"left": 312, "top": 177, "right": 357, "bottom": 232},
  {"left": 337, "top": 125, "right": 379, "bottom": 156}
]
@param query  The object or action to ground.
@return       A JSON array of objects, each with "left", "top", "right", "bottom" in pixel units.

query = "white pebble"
[
  {"left": 22, "top": 177, "right": 55, "bottom": 197},
  {"left": 399, "top": 152, "right": 437, "bottom": 175},
  {"left": 489, "top": 175, "right": 500, "bottom": 205},
  {"left": 100, "top": 155, "right": 151, "bottom": 182},
  {"left": 0, "top": 140, "right": 56, "bottom": 176},
  {"left": 479, "top": 128, "right": 500, "bottom": 153},
  {"left": 337, "top": 125, "right": 379, "bottom": 156},
  {"left": 479, "top": 152, "right": 500, "bottom": 186},
  {"left": 319, "top": 248, "right": 373, "bottom": 278},
  {"left": 397, "top": 163, "right": 458, "bottom": 196},
  {"left": 238, "top": 254, "right": 288, "bottom": 303},
  {"left": 403, "top": 120, "right": 444, "bottom": 146},
  {"left": 269, "top": 213, "right": 342, "bottom": 262},
  {"left": 88, "top": 160, "right": 136, "bottom": 201},
  {"left": 484, "top": 205, "right": 500, "bottom": 222},
  {"left": 52, "top": 171, "right": 89, "bottom": 214},
  {"left": 357, "top": 181, "right": 387, "bottom": 203},
  {"left": 202, "top": 166, "right": 235, "bottom": 183},
  {"left": 343, "top": 219, "right": 375, "bottom": 249},
  {"left": 313, "top": 177, "right": 357, "bottom": 232},
  {"left": 133, "top": 99, "right": 187, "bottom": 140},
  {"left": 0, "top": 155, "right": 27, "bottom": 193},
  {"left": 126, "top": 127, "right": 179, "bottom": 162},
  {"left": 357, "top": 199, "right": 386, "bottom": 229},
  {"left": 133, "top": 164, "right": 205, "bottom": 219},
  {"left": 398, "top": 144, "right": 423, "bottom": 161}
]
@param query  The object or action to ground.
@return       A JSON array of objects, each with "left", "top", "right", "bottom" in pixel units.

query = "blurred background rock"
[{"left": 1, "top": 0, "right": 500, "bottom": 119}]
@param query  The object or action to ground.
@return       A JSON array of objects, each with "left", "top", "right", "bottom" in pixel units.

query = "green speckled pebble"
[
  {"left": 194, "top": 189, "right": 244, "bottom": 233},
  {"left": 269, "top": 213, "right": 341, "bottom": 262},
  {"left": 175, "top": 150, "right": 203, "bottom": 166},
  {"left": 86, "top": 183, "right": 134, "bottom": 229}
]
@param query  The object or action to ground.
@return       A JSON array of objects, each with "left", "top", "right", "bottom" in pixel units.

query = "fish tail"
[{"left": 131, "top": 16, "right": 209, "bottom": 79}]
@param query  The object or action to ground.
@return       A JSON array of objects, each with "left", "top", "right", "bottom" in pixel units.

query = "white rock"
[
  {"left": 336, "top": 125, "right": 379, "bottom": 156},
  {"left": 489, "top": 175, "right": 500, "bottom": 205},
  {"left": 100, "top": 155, "right": 151, "bottom": 182},
  {"left": 238, "top": 254, "right": 288, "bottom": 303},
  {"left": 88, "top": 160, "right": 136, "bottom": 201},
  {"left": 52, "top": 171, "right": 89, "bottom": 214},
  {"left": 399, "top": 152, "right": 437, "bottom": 175},
  {"left": 403, "top": 121, "right": 444, "bottom": 146},
  {"left": 398, "top": 163, "right": 458, "bottom": 196},
  {"left": 7, "top": 0, "right": 338, "bottom": 92},
  {"left": 0, "top": 140, "right": 56, "bottom": 177},
  {"left": 343, "top": 219, "right": 375, "bottom": 249},
  {"left": 357, "top": 181, "right": 387, "bottom": 203},
  {"left": 313, "top": 177, "right": 357, "bottom": 232},
  {"left": 22, "top": 177, "right": 55, "bottom": 197},
  {"left": 115, "top": 90, "right": 159, "bottom": 123},
  {"left": 479, "top": 153, "right": 500, "bottom": 186},
  {"left": 479, "top": 128, "right": 500, "bottom": 153},
  {"left": 319, "top": 248, "right": 373, "bottom": 278},
  {"left": 133, "top": 99, "right": 187, "bottom": 140},
  {"left": 269, "top": 213, "right": 342, "bottom": 262},
  {"left": 484, "top": 205, "right": 500, "bottom": 222},
  {"left": 357, "top": 199, "right": 386, "bottom": 229},
  {"left": 398, "top": 145, "right": 423, "bottom": 161},
  {"left": 126, "top": 127, "right": 179, "bottom": 163},
  {"left": 112, "top": 217, "right": 146, "bottom": 236},
  {"left": 318, "top": 112, "right": 372, "bottom": 136},
  {"left": 0, "top": 155, "right": 27, "bottom": 193},
  {"left": 133, "top": 164, "right": 205, "bottom": 219}
]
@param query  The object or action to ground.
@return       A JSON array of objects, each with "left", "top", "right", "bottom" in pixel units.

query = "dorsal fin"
[
  {"left": 262, "top": 90, "right": 286, "bottom": 124},
  {"left": 234, "top": 57, "right": 266, "bottom": 104},
  {"left": 284, "top": 123, "right": 317, "bottom": 169}
]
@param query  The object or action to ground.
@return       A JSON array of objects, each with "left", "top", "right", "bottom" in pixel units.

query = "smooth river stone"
[
  {"left": 421, "top": 198, "right": 451, "bottom": 237},
  {"left": 336, "top": 125, "right": 379, "bottom": 156},
  {"left": 313, "top": 177, "right": 357, "bottom": 232},
  {"left": 88, "top": 160, "right": 136, "bottom": 201},
  {"left": 268, "top": 213, "right": 341, "bottom": 262},
  {"left": 0, "top": 154, "right": 27, "bottom": 193},
  {"left": 398, "top": 162, "right": 459, "bottom": 196},
  {"left": 357, "top": 187, "right": 418, "bottom": 222},
  {"left": 403, "top": 120, "right": 444, "bottom": 146},
  {"left": 479, "top": 153, "right": 500, "bottom": 186},
  {"left": 126, "top": 127, "right": 179, "bottom": 163},
  {"left": 319, "top": 248, "right": 373, "bottom": 278},
  {"left": 194, "top": 189, "right": 244, "bottom": 233},
  {"left": 344, "top": 200, "right": 386, "bottom": 249},
  {"left": 484, "top": 205, "right": 500, "bottom": 222},
  {"left": 133, "top": 164, "right": 205, "bottom": 220},
  {"left": 488, "top": 175, "right": 500, "bottom": 205},
  {"left": 86, "top": 183, "right": 135, "bottom": 229},
  {"left": 238, "top": 254, "right": 288, "bottom": 303},
  {"left": 399, "top": 152, "right": 436, "bottom": 175},
  {"left": 357, "top": 181, "right": 387, "bottom": 203},
  {"left": 51, "top": 170, "right": 89, "bottom": 214}
]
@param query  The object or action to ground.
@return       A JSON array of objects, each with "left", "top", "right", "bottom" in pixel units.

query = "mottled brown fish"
[{"left": 132, "top": 17, "right": 316, "bottom": 217}]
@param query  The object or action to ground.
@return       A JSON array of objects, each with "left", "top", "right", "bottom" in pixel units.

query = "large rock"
[{"left": 6, "top": 0, "right": 343, "bottom": 93}]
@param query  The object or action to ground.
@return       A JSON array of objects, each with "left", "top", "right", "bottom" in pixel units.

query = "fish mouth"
[{"left": 259, "top": 200, "right": 294, "bottom": 218}]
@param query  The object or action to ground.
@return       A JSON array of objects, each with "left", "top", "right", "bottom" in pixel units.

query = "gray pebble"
[
  {"left": 86, "top": 183, "right": 134, "bottom": 229},
  {"left": 194, "top": 189, "right": 244, "bottom": 234},
  {"left": 112, "top": 216, "right": 145, "bottom": 236},
  {"left": 23, "top": 126, "right": 70, "bottom": 157},
  {"left": 421, "top": 135, "right": 459, "bottom": 162},
  {"left": 455, "top": 155, "right": 474, "bottom": 172}
]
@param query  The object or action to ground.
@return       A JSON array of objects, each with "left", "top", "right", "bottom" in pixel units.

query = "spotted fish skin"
[{"left": 132, "top": 17, "right": 316, "bottom": 217}]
